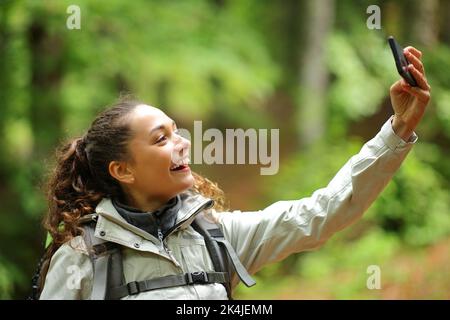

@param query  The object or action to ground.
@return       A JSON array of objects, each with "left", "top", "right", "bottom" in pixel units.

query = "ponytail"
[{"left": 43, "top": 137, "right": 104, "bottom": 256}]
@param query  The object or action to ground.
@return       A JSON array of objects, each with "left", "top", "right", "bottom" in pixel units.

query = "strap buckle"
[
  {"left": 186, "top": 271, "right": 208, "bottom": 284},
  {"left": 127, "top": 281, "right": 141, "bottom": 295}
]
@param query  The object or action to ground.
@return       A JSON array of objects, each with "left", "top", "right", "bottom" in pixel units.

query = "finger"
[
  {"left": 408, "top": 64, "right": 430, "bottom": 91},
  {"left": 405, "top": 50, "right": 425, "bottom": 75},
  {"left": 401, "top": 84, "right": 431, "bottom": 104},
  {"left": 404, "top": 46, "right": 422, "bottom": 59}
]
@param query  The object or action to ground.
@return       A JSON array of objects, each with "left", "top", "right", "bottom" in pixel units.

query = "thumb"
[{"left": 390, "top": 79, "right": 408, "bottom": 95}]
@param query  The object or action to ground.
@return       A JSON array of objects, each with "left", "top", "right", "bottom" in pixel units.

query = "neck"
[{"left": 123, "top": 191, "right": 173, "bottom": 213}]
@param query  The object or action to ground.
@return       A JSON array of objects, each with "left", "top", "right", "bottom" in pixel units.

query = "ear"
[{"left": 108, "top": 160, "right": 135, "bottom": 184}]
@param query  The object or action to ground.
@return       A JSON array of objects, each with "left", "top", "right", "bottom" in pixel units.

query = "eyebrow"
[{"left": 149, "top": 120, "right": 177, "bottom": 135}]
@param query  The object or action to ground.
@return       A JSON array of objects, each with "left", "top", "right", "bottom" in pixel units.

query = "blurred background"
[{"left": 0, "top": 0, "right": 449, "bottom": 299}]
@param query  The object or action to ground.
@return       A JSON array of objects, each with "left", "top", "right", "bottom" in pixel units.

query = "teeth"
[{"left": 170, "top": 158, "right": 190, "bottom": 170}]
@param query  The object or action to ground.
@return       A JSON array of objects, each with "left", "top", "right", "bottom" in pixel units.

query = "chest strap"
[{"left": 108, "top": 271, "right": 228, "bottom": 300}]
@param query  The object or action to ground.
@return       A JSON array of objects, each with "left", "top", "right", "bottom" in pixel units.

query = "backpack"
[{"left": 29, "top": 211, "right": 255, "bottom": 300}]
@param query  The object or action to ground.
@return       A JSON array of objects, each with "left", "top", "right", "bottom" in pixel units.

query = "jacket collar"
[
  {"left": 112, "top": 194, "right": 181, "bottom": 240},
  {"left": 93, "top": 190, "right": 214, "bottom": 249}
]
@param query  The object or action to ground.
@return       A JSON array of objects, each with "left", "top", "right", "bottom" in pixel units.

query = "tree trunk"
[
  {"left": 27, "top": 19, "right": 64, "bottom": 157},
  {"left": 296, "top": 0, "right": 335, "bottom": 147},
  {"left": 441, "top": 0, "right": 450, "bottom": 45},
  {"left": 412, "top": 0, "right": 439, "bottom": 48}
]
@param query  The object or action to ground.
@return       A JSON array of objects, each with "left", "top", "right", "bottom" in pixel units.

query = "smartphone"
[{"left": 388, "top": 36, "right": 418, "bottom": 87}]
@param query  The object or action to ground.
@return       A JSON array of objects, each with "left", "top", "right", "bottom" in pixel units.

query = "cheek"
[
  {"left": 134, "top": 146, "right": 172, "bottom": 176},
  {"left": 149, "top": 147, "right": 173, "bottom": 173}
]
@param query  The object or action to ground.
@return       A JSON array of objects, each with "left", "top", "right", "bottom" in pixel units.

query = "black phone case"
[{"left": 388, "top": 36, "right": 418, "bottom": 87}]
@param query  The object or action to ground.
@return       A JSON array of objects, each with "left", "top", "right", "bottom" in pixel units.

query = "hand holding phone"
[
  {"left": 387, "top": 39, "right": 431, "bottom": 141},
  {"left": 388, "top": 36, "right": 418, "bottom": 87}
]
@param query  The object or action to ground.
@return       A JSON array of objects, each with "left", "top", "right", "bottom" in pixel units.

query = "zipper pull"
[
  {"left": 157, "top": 228, "right": 164, "bottom": 243},
  {"left": 159, "top": 228, "right": 181, "bottom": 268}
]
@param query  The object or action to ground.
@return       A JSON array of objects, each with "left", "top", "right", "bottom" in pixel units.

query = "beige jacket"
[{"left": 40, "top": 117, "right": 416, "bottom": 299}]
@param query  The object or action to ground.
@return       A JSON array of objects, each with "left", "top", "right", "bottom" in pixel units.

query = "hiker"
[{"left": 38, "top": 46, "right": 430, "bottom": 299}]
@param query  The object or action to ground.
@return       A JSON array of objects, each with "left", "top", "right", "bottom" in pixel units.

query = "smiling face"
[{"left": 109, "top": 104, "right": 193, "bottom": 211}]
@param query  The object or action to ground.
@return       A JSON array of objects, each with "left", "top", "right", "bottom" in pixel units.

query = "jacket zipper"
[
  {"left": 156, "top": 226, "right": 180, "bottom": 268},
  {"left": 157, "top": 198, "right": 214, "bottom": 267},
  {"left": 163, "top": 198, "right": 214, "bottom": 240},
  {"left": 155, "top": 215, "right": 181, "bottom": 268}
]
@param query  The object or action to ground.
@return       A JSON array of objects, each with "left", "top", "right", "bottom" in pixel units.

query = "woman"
[{"left": 39, "top": 46, "right": 430, "bottom": 299}]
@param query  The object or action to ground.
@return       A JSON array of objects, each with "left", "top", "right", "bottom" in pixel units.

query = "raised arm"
[{"left": 215, "top": 46, "right": 430, "bottom": 289}]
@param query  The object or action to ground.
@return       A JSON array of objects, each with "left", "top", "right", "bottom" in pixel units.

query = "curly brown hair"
[{"left": 42, "top": 97, "right": 228, "bottom": 261}]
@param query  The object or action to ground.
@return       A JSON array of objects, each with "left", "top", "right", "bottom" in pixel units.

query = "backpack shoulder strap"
[
  {"left": 80, "top": 215, "right": 124, "bottom": 300},
  {"left": 29, "top": 214, "right": 124, "bottom": 300},
  {"left": 192, "top": 212, "right": 256, "bottom": 299},
  {"left": 191, "top": 215, "right": 232, "bottom": 299},
  {"left": 28, "top": 248, "right": 52, "bottom": 300}
]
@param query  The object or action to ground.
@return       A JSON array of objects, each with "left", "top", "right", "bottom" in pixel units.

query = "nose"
[{"left": 173, "top": 135, "right": 190, "bottom": 159}]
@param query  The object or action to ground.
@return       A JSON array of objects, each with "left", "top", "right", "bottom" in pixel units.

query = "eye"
[{"left": 156, "top": 135, "right": 167, "bottom": 144}]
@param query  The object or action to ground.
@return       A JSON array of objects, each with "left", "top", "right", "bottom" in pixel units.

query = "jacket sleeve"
[
  {"left": 215, "top": 117, "right": 417, "bottom": 288},
  {"left": 39, "top": 236, "right": 93, "bottom": 300}
]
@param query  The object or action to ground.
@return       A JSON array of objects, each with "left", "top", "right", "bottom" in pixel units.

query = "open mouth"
[
  {"left": 170, "top": 158, "right": 190, "bottom": 172},
  {"left": 170, "top": 164, "right": 189, "bottom": 171}
]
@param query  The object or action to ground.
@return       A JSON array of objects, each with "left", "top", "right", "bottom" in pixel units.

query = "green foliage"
[
  {"left": 370, "top": 145, "right": 450, "bottom": 246},
  {"left": 426, "top": 45, "right": 450, "bottom": 138},
  {"left": 300, "top": 229, "right": 400, "bottom": 299},
  {"left": 57, "top": 0, "right": 279, "bottom": 125},
  {"left": 0, "top": 255, "right": 25, "bottom": 299},
  {"left": 268, "top": 139, "right": 363, "bottom": 201},
  {"left": 327, "top": 32, "right": 395, "bottom": 121}
]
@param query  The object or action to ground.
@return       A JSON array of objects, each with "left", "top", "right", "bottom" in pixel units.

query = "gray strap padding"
[
  {"left": 90, "top": 254, "right": 110, "bottom": 300},
  {"left": 193, "top": 212, "right": 256, "bottom": 288},
  {"left": 81, "top": 223, "right": 123, "bottom": 300},
  {"left": 213, "top": 236, "right": 256, "bottom": 287},
  {"left": 191, "top": 217, "right": 233, "bottom": 299},
  {"left": 107, "top": 248, "right": 124, "bottom": 298},
  {"left": 108, "top": 272, "right": 228, "bottom": 300}
]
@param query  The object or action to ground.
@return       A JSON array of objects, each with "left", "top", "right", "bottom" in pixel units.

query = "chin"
[
  {"left": 176, "top": 174, "right": 195, "bottom": 193},
  {"left": 184, "top": 174, "right": 195, "bottom": 189}
]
